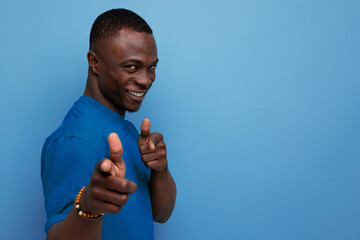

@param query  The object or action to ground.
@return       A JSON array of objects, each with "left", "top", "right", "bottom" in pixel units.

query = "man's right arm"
[
  {"left": 46, "top": 206, "right": 102, "bottom": 240},
  {"left": 45, "top": 133, "right": 136, "bottom": 240}
]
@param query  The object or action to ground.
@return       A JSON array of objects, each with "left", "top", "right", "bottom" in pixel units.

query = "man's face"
[{"left": 94, "top": 28, "right": 158, "bottom": 115}]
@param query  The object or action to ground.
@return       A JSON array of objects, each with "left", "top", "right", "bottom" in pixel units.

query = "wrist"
[
  {"left": 75, "top": 186, "right": 104, "bottom": 219},
  {"left": 151, "top": 165, "right": 169, "bottom": 175},
  {"left": 79, "top": 192, "right": 90, "bottom": 213}
]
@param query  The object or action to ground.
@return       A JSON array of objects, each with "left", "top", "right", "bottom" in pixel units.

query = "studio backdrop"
[{"left": 0, "top": 0, "right": 359, "bottom": 239}]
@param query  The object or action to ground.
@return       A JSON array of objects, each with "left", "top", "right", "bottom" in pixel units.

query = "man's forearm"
[
  {"left": 149, "top": 167, "right": 176, "bottom": 223},
  {"left": 46, "top": 205, "right": 103, "bottom": 240}
]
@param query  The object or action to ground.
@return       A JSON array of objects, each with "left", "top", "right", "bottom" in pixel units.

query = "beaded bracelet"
[{"left": 75, "top": 186, "right": 104, "bottom": 218}]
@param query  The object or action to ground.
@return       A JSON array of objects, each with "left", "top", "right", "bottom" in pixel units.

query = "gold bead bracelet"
[{"left": 75, "top": 186, "right": 104, "bottom": 218}]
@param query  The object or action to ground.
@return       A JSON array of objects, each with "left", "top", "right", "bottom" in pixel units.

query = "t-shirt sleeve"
[{"left": 41, "top": 136, "right": 107, "bottom": 233}]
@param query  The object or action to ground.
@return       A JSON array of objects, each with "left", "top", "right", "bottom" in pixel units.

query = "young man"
[{"left": 41, "top": 9, "right": 176, "bottom": 240}]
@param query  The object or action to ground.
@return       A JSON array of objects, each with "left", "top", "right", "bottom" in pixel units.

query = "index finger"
[
  {"left": 140, "top": 118, "right": 151, "bottom": 139},
  {"left": 108, "top": 132, "right": 123, "bottom": 164}
]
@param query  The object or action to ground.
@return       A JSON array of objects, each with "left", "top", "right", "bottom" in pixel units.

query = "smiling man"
[{"left": 41, "top": 9, "right": 176, "bottom": 240}]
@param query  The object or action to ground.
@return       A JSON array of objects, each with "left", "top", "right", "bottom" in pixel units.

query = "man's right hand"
[{"left": 80, "top": 132, "right": 137, "bottom": 215}]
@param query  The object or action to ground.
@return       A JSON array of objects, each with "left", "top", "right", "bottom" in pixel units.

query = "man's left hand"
[{"left": 138, "top": 118, "right": 168, "bottom": 171}]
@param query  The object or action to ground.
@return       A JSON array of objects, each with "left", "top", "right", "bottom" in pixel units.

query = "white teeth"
[{"left": 128, "top": 90, "right": 145, "bottom": 97}]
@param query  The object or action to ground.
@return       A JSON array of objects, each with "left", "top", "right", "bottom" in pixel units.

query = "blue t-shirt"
[{"left": 41, "top": 96, "right": 154, "bottom": 239}]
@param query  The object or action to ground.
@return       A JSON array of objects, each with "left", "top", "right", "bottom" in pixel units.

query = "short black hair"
[{"left": 89, "top": 8, "right": 152, "bottom": 51}]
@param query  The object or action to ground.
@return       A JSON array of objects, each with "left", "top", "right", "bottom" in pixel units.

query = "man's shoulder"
[
  {"left": 45, "top": 97, "right": 105, "bottom": 145},
  {"left": 46, "top": 118, "right": 103, "bottom": 143},
  {"left": 123, "top": 119, "right": 139, "bottom": 133}
]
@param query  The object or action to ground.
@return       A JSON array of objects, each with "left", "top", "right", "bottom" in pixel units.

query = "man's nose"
[{"left": 135, "top": 70, "right": 153, "bottom": 89}]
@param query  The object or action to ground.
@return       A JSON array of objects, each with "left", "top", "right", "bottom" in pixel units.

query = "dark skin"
[{"left": 47, "top": 28, "right": 176, "bottom": 239}]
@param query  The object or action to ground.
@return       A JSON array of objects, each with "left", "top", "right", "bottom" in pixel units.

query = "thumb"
[{"left": 108, "top": 132, "right": 126, "bottom": 177}]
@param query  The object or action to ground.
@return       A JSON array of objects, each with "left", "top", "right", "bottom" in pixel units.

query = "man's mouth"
[{"left": 128, "top": 90, "right": 145, "bottom": 97}]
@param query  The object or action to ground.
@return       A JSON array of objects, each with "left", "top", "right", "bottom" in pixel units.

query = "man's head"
[
  {"left": 89, "top": 9, "right": 153, "bottom": 52},
  {"left": 85, "top": 9, "right": 158, "bottom": 115}
]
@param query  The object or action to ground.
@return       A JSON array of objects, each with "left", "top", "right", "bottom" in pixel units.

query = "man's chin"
[
  {"left": 125, "top": 104, "right": 142, "bottom": 113},
  {"left": 126, "top": 109, "right": 140, "bottom": 113}
]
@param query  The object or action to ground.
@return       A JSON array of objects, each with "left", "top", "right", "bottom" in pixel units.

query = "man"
[{"left": 41, "top": 9, "right": 176, "bottom": 240}]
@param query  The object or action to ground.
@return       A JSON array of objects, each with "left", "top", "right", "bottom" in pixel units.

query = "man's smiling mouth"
[{"left": 128, "top": 90, "right": 145, "bottom": 97}]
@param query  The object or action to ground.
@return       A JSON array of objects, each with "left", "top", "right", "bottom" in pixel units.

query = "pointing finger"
[
  {"left": 140, "top": 118, "right": 151, "bottom": 139},
  {"left": 149, "top": 139, "right": 155, "bottom": 151},
  {"left": 108, "top": 132, "right": 123, "bottom": 163},
  {"left": 108, "top": 132, "right": 126, "bottom": 177},
  {"left": 101, "top": 159, "right": 112, "bottom": 173},
  {"left": 96, "top": 159, "right": 116, "bottom": 176},
  {"left": 149, "top": 132, "right": 164, "bottom": 146},
  {"left": 105, "top": 176, "right": 138, "bottom": 194}
]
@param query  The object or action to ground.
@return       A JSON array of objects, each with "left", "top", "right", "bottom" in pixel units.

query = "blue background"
[{"left": 1, "top": 0, "right": 359, "bottom": 239}]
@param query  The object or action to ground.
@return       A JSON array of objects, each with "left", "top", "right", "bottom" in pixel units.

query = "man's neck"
[{"left": 83, "top": 74, "right": 125, "bottom": 116}]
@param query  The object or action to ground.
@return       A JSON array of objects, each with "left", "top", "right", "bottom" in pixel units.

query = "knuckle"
[
  {"left": 118, "top": 194, "right": 129, "bottom": 204},
  {"left": 154, "top": 132, "right": 163, "bottom": 141},
  {"left": 154, "top": 132, "right": 163, "bottom": 138},
  {"left": 119, "top": 179, "right": 128, "bottom": 191},
  {"left": 160, "top": 149, "right": 167, "bottom": 156},
  {"left": 113, "top": 205, "right": 122, "bottom": 214}
]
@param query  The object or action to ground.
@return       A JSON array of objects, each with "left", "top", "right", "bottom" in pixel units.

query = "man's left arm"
[{"left": 138, "top": 118, "right": 177, "bottom": 223}]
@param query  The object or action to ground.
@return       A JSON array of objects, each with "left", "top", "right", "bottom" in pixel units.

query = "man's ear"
[{"left": 87, "top": 51, "right": 99, "bottom": 75}]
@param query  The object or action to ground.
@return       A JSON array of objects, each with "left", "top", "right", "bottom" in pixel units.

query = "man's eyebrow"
[
  {"left": 120, "top": 59, "right": 142, "bottom": 65},
  {"left": 120, "top": 58, "right": 159, "bottom": 66},
  {"left": 152, "top": 59, "right": 159, "bottom": 65}
]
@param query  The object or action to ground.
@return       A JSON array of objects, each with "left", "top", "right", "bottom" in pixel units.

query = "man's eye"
[
  {"left": 149, "top": 65, "right": 157, "bottom": 71},
  {"left": 125, "top": 65, "right": 137, "bottom": 71}
]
